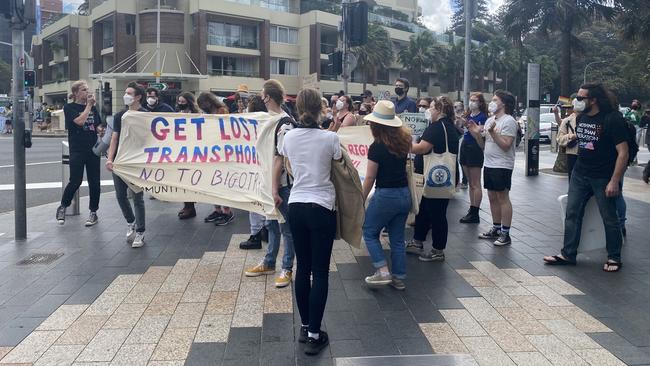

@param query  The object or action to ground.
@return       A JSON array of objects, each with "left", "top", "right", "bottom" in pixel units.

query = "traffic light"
[
  {"left": 345, "top": 2, "right": 368, "bottom": 47},
  {"left": 24, "top": 70, "right": 35, "bottom": 87},
  {"left": 328, "top": 51, "right": 343, "bottom": 76}
]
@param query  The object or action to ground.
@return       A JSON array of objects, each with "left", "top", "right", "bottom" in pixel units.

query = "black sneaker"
[
  {"left": 494, "top": 232, "right": 511, "bottom": 246},
  {"left": 204, "top": 210, "right": 224, "bottom": 223},
  {"left": 239, "top": 232, "right": 262, "bottom": 250},
  {"left": 260, "top": 226, "right": 269, "bottom": 243},
  {"left": 56, "top": 205, "right": 66, "bottom": 225},
  {"left": 298, "top": 325, "right": 308, "bottom": 343},
  {"left": 479, "top": 227, "right": 501, "bottom": 239},
  {"left": 215, "top": 212, "right": 235, "bottom": 226},
  {"left": 459, "top": 211, "right": 479, "bottom": 224},
  {"left": 304, "top": 331, "right": 329, "bottom": 355},
  {"left": 84, "top": 211, "right": 98, "bottom": 227}
]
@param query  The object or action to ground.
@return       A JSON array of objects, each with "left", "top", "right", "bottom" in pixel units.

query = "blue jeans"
[
  {"left": 112, "top": 173, "right": 145, "bottom": 233},
  {"left": 615, "top": 177, "right": 626, "bottom": 229},
  {"left": 363, "top": 187, "right": 411, "bottom": 279},
  {"left": 249, "top": 212, "right": 265, "bottom": 234},
  {"left": 264, "top": 186, "right": 295, "bottom": 270},
  {"left": 562, "top": 171, "right": 622, "bottom": 263}
]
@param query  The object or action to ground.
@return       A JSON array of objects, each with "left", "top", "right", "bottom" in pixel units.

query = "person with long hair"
[
  {"left": 175, "top": 92, "right": 202, "bottom": 220},
  {"left": 411, "top": 97, "right": 460, "bottom": 261},
  {"left": 467, "top": 90, "right": 519, "bottom": 246},
  {"left": 361, "top": 100, "right": 412, "bottom": 290},
  {"left": 331, "top": 94, "right": 356, "bottom": 128},
  {"left": 105, "top": 82, "right": 149, "bottom": 248},
  {"left": 56, "top": 80, "right": 105, "bottom": 226},
  {"left": 459, "top": 92, "right": 488, "bottom": 224},
  {"left": 195, "top": 92, "right": 235, "bottom": 226},
  {"left": 280, "top": 88, "right": 340, "bottom": 355}
]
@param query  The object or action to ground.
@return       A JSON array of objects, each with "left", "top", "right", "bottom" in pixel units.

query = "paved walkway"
[{"left": 0, "top": 151, "right": 649, "bottom": 366}]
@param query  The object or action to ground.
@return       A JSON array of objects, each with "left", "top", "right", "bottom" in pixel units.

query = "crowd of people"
[{"left": 52, "top": 75, "right": 647, "bottom": 356}]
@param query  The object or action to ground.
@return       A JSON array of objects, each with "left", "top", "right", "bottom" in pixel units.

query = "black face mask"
[
  {"left": 395, "top": 87, "right": 405, "bottom": 96},
  {"left": 177, "top": 103, "right": 188, "bottom": 111},
  {"left": 359, "top": 110, "right": 368, "bottom": 116}
]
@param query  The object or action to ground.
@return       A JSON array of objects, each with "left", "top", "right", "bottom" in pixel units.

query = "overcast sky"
[{"left": 419, "top": 0, "right": 505, "bottom": 33}]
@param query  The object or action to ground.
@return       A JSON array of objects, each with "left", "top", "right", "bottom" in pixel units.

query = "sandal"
[
  {"left": 603, "top": 261, "right": 622, "bottom": 272},
  {"left": 543, "top": 255, "right": 576, "bottom": 266}
]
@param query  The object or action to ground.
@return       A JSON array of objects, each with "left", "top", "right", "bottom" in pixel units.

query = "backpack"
[{"left": 613, "top": 111, "right": 639, "bottom": 164}]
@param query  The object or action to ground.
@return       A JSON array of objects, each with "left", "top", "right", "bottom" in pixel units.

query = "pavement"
[{"left": 0, "top": 146, "right": 648, "bottom": 365}]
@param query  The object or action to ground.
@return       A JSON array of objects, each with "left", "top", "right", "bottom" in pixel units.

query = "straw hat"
[
  {"left": 363, "top": 100, "right": 403, "bottom": 127},
  {"left": 236, "top": 84, "right": 249, "bottom": 93}
]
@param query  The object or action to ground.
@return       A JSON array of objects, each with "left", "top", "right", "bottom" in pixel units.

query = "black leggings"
[
  {"left": 288, "top": 202, "right": 336, "bottom": 334},
  {"left": 61, "top": 150, "right": 101, "bottom": 212},
  {"left": 567, "top": 154, "right": 577, "bottom": 183},
  {"left": 413, "top": 198, "right": 430, "bottom": 242},
  {"left": 420, "top": 198, "right": 450, "bottom": 250}
]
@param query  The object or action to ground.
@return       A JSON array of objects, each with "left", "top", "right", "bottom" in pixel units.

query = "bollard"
[
  {"left": 550, "top": 124, "right": 558, "bottom": 152},
  {"left": 61, "top": 141, "right": 80, "bottom": 216}
]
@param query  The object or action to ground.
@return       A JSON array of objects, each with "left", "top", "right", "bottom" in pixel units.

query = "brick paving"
[{"left": 0, "top": 152, "right": 649, "bottom": 365}]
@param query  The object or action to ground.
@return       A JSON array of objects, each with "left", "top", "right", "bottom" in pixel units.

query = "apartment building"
[{"left": 32, "top": 0, "right": 446, "bottom": 111}]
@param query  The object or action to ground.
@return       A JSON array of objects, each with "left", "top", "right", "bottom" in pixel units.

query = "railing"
[
  {"left": 320, "top": 43, "right": 337, "bottom": 54},
  {"left": 209, "top": 69, "right": 260, "bottom": 78},
  {"left": 208, "top": 35, "right": 258, "bottom": 50},
  {"left": 300, "top": 0, "right": 340, "bottom": 14},
  {"left": 368, "top": 13, "right": 426, "bottom": 34},
  {"left": 102, "top": 38, "right": 114, "bottom": 49},
  {"left": 320, "top": 73, "right": 339, "bottom": 81},
  {"left": 225, "top": 0, "right": 299, "bottom": 13}
]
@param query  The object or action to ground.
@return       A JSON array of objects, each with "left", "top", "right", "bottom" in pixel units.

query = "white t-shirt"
[
  {"left": 280, "top": 128, "right": 342, "bottom": 210},
  {"left": 483, "top": 114, "right": 518, "bottom": 170}
]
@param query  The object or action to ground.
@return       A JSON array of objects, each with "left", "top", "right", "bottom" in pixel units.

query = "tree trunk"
[
  {"left": 416, "top": 69, "right": 422, "bottom": 98},
  {"left": 560, "top": 20, "right": 573, "bottom": 96},
  {"left": 492, "top": 70, "right": 497, "bottom": 92}
]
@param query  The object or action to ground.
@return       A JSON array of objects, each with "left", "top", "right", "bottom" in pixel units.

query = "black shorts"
[
  {"left": 459, "top": 140, "right": 484, "bottom": 167},
  {"left": 484, "top": 167, "right": 513, "bottom": 191}
]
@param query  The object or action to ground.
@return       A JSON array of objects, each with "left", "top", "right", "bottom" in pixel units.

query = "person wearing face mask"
[
  {"left": 543, "top": 83, "right": 629, "bottom": 273},
  {"left": 467, "top": 90, "right": 518, "bottom": 246},
  {"left": 392, "top": 78, "right": 417, "bottom": 114},
  {"left": 105, "top": 82, "right": 149, "bottom": 248},
  {"left": 331, "top": 95, "right": 356, "bottom": 130},
  {"left": 459, "top": 92, "right": 488, "bottom": 224},
  {"left": 144, "top": 87, "right": 174, "bottom": 113},
  {"left": 555, "top": 96, "right": 579, "bottom": 182}
]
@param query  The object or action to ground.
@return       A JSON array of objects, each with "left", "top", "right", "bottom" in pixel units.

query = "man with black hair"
[
  {"left": 392, "top": 78, "right": 417, "bottom": 113},
  {"left": 544, "top": 83, "right": 628, "bottom": 272},
  {"left": 144, "top": 87, "right": 174, "bottom": 113}
]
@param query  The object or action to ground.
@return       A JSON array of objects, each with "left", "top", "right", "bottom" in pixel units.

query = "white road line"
[
  {"left": 0, "top": 180, "right": 114, "bottom": 191},
  {"left": 0, "top": 161, "right": 61, "bottom": 169}
]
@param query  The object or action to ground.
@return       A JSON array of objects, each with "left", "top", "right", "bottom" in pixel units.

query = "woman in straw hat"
[{"left": 361, "top": 100, "right": 413, "bottom": 290}]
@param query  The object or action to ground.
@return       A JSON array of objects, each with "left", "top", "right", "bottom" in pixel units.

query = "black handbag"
[{"left": 566, "top": 123, "right": 578, "bottom": 149}]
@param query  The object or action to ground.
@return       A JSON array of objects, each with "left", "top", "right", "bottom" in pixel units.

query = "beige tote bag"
[{"left": 422, "top": 121, "right": 457, "bottom": 199}]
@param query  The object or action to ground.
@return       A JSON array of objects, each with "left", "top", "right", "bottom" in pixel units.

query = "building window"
[
  {"left": 261, "top": 0, "right": 290, "bottom": 12},
  {"left": 210, "top": 55, "right": 258, "bottom": 77},
  {"left": 270, "top": 25, "right": 298, "bottom": 44},
  {"left": 271, "top": 58, "right": 298, "bottom": 75},
  {"left": 102, "top": 21, "right": 114, "bottom": 49},
  {"left": 208, "top": 22, "right": 258, "bottom": 49},
  {"left": 126, "top": 17, "right": 135, "bottom": 35}
]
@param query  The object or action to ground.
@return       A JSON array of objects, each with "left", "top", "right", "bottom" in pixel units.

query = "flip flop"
[
  {"left": 603, "top": 261, "right": 622, "bottom": 272},
  {"left": 543, "top": 255, "right": 576, "bottom": 266}
]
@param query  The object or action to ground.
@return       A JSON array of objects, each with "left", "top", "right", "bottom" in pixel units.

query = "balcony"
[
  {"left": 320, "top": 43, "right": 337, "bottom": 54},
  {"left": 209, "top": 69, "right": 260, "bottom": 78},
  {"left": 368, "top": 13, "right": 427, "bottom": 34},
  {"left": 300, "top": 0, "right": 340, "bottom": 15},
  {"left": 225, "top": 0, "right": 299, "bottom": 13},
  {"left": 208, "top": 35, "right": 258, "bottom": 50}
]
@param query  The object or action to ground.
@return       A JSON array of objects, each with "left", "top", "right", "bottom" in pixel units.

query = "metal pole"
[
  {"left": 156, "top": 0, "right": 161, "bottom": 83},
  {"left": 583, "top": 61, "right": 604, "bottom": 85},
  {"left": 341, "top": 1, "right": 349, "bottom": 95},
  {"left": 525, "top": 63, "right": 541, "bottom": 177},
  {"left": 12, "top": 26, "right": 27, "bottom": 239},
  {"left": 462, "top": 0, "right": 472, "bottom": 106}
]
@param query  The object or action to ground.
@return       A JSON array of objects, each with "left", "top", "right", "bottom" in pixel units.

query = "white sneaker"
[
  {"left": 132, "top": 232, "right": 145, "bottom": 248},
  {"left": 126, "top": 223, "right": 136, "bottom": 244}
]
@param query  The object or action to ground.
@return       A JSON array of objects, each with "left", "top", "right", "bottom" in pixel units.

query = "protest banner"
[
  {"left": 336, "top": 125, "right": 374, "bottom": 182},
  {"left": 112, "top": 111, "right": 282, "bottom": 218},
  {"left": 401, "top": 112, "right": 428, "bottom": 138}
]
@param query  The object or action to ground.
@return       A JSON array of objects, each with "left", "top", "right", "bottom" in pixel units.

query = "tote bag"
[{"left": 422, "top": 121, "right": 456, "bottom": 199}]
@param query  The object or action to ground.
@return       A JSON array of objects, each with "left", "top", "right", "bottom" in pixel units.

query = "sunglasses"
[{"left": 575, "top": 96, "right": 589, "bottom": 101}]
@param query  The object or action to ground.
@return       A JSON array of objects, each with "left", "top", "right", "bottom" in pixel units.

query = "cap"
[{"left": 361, "top": 90, "right": 373, "bottom": 98}]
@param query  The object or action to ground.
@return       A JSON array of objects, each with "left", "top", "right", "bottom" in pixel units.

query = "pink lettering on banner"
[
  {"left": 347, "top": 144, "right": 368, "bottom": 156},
  {"left": 174, "top": 118, "right": 187, "bottom": 141},
  {"left": 151, "top": 117, "right": 170, "bottom": 140},
  {"left": 219, "top": 118, "right": 231, "bottom": 140}
]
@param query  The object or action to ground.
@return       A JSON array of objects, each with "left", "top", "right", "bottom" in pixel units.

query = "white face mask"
[
  {"left": 326, "top": 112, "right": 333, "bottom": 119},
  {"left": 469, "top": 101, "right": 479, "bottom": 111},
  {"left": 419, "top": 107, "right": 427, "bottom": 113},
  {"left": 123, "top": 94, "right": 134, "bottom": 106},
  {"left": 488, "top": 101, "right": 499, "bottom": 113},
  {"left": 146, "top": 97, "right": 157, "bottom": 106},
  {"left": 572, "top": 99, "right": 586, "bottom": 113},
  {"left": 336, "top": 99, "right": 345, "bottom": 111},
  {"left": 424, "top": 109, "right": 432, "bottom": 121}
]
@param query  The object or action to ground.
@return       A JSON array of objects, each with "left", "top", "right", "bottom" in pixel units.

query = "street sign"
[
  {"left": 378, "top": 90, "right": 391, "bottom": 101},
  {"left": 302, "top": 73, "right": 319, "bottom": 90},
  {"left": 149, "top": 83, "right": 168, "bottom": 91}
]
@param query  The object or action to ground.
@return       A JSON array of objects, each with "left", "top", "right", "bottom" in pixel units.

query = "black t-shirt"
[
  {"left": 146, "top": 102, "right": 174, "bottom": 113},
  {"left": 64, "top": 102, "right": 102, "bottom": 152},
  {"left": 113, "top": 107, "right": 148, "bottom": 154},
  {"left": 574, "top": 111, "right": 627, "bottom": 179},
  {"left": 367, "top": 141, "right": 408, "bottom": 188},
  {"left": 420, "top": 118, "right": 460, "bottom": 155}
]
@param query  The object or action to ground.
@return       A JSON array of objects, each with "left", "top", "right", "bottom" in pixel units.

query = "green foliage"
[
  {"left": 350, "top": 23, "right": 393, "bottom": 89},
  {"left": 0, "top": 60, "right": 11, "bottom": 94},
  {"left": 617, "top": 0, "right": 650, "bottom": 45},
  {"left": 451, "top": 0, "right": 489, "bottom": 32},
  {"left": 397, "top": 31, "right": 446, "bottom": 97}
]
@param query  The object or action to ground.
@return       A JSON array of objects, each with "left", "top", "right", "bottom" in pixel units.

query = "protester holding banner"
[
  {"left": 106, "top": 82, "right": 149, "bottom": 248},
  {"left": 459, "top": 92, "right": 488, "bottom": 224},
  {"left": 245, "top": 80, "right": 296, "bottom": 289},
  {"left": 175, "top": 92, "right": 202, "bottom": 220},
  {"left": 194, "top": 92, "right": 237, "bottom": 226},
  {"left": 361, "top": 100, "right": 412, "bottom": 290},
  {"left": 468, "top": 90, "right": 518, "bottom": 246},
  {"left": 410, "top": 97, "right": 460, "bottom": 261},
  {"left": 281, "top": 88, "right": 341, "bottom": 355},
  {"left": 56, "top": 80, "right": 105, "bottom": 227}
]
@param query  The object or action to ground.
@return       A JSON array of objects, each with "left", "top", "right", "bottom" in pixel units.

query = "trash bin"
[
  {"left": 558, "top": 194, "right": 605, "bottom": 252},
  {"left": 61, "top": 141, "right": 80, "bottom": 216}
]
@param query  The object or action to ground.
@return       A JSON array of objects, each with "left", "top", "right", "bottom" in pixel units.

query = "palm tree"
[
  {"left": 350, "top": 23, "right": 393, "bottom": 91},
  {"left": 501, "top": 0, "right": 616, "bottom": 96},
  {"left": 441, "top": 39, "right": 465, "bottom": 100},
  {"left": 397, "top": 31, "right": 445, "bottom": 97},
  {"left": 484, "top": 37, "right": 508, "bottom": 91},
  {"left": 77, "top": 0, "right": 90, "bottom": 15},
  {"left": 617, "top": 0, "right": 650, "bottom": 45},
  {"left": 473, "top": 44, "right": 490, "bottom": 91}
]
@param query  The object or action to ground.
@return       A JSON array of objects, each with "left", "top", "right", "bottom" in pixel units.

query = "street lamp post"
[{"left": 583, "top": 61, "right": 605, "bottom": 84}]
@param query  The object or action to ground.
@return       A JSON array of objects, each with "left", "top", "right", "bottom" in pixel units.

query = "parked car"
[{"left": 539, "top": 113, "right": 558, "bottom": 143}]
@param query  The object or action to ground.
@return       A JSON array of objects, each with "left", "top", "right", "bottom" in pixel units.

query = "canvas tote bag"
[{"left": 422, "top": 121, "right": 456, "bottom": 199}]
